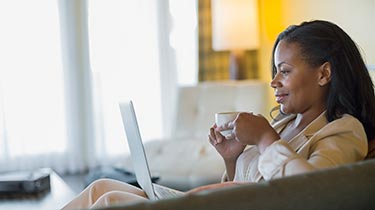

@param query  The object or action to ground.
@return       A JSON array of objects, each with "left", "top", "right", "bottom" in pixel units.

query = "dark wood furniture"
[{"left": 0, "top": 170, "right": 76, "bottom": 210}]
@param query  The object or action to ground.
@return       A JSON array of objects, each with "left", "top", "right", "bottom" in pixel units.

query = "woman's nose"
[{"left": 270, "top": 73, "right": 280, "bottom": 88}]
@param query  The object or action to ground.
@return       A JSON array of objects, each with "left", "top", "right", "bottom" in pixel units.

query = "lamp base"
[{"left": 229, "top": 50, "right": 245, "bottom": 80}]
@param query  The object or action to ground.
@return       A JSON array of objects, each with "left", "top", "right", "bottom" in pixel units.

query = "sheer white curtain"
[
  {"left": 87, "top": 0, "right": 170, "bottom": 165},
  {"left": 58, "top": 0, "right": 95, "bottom": 173},
  {"left": 0, "top": 0, "right": 197, "bottom": 174},
  {"left": 0, "top": 0, "right": 69, "bottom": 172},
  {"left": 87, "top": 0, "right": 198, "bottom": 163}
]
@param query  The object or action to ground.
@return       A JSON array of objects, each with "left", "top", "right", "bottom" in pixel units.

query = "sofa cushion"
[
  {"left": 101, "top": 159, "right": 375, "bottom": 210},
  {"left": 122, "top": 138, "right": 225, "bottom": 191}
]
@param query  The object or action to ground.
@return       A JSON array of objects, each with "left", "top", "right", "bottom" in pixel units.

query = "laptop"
[{"left": 119, "top": 101, "right": 184, "bottom": 200}]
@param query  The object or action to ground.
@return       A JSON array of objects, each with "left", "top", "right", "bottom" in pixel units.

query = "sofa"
[
  {"left": 121, "top": 80, "right": 269, "bottom": 191},
  {"left": 102, "top": 157, "right": 375, "bottom": 210}
]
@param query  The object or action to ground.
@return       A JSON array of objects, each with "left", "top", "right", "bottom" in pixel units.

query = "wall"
[{"left": 258, "top": 0, "right": 375, "bottom": 112}]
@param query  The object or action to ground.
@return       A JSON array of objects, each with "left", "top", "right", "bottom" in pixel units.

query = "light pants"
[{"left": 61, "top": 179, "right": 148, "bottom": 210}]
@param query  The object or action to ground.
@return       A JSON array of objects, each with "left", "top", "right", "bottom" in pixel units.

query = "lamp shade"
[{"left": 211, "top": 0, "right": 259, "bottom": 51}]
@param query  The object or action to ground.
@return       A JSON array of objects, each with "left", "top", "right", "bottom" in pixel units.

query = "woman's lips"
[{"left": 275, "top": 93, "right": 288, "bottom": 103}]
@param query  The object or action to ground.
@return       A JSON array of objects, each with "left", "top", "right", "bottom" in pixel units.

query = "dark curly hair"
[{"left": 271, "top": 20, "right": 375, "bottom": 140}]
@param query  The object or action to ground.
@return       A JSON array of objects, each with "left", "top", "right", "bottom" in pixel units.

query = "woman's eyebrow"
[
  {"left": 276, "top": 62, "right": 286, "bottom": 68},
  {"left": 276, "top": 62, "right": 293, "bottom": 68}
]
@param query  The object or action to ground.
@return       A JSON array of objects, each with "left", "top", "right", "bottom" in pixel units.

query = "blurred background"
[{"left": 0, "top": 0, "right": 374, "bottom": 180}]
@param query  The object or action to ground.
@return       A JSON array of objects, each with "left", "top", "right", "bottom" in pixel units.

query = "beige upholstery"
[{"left": 172, "top": 80, "right": 269, "bottom": 139}]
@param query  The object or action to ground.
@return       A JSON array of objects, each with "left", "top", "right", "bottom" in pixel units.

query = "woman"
[
  {"left": 61, "top": 20, "right": 375, "bottom": 209},
  {"left": 212, "top": 20, "right": 374, "bottom": 183}
]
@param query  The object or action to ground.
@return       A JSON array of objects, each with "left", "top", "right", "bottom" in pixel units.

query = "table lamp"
[{"left": 211, "top": 0, "right": 259, "bottom": 80}]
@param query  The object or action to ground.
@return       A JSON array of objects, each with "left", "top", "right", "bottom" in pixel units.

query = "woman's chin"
[{"left": 280, "top": 106, "right": 290, "bottom": 115}]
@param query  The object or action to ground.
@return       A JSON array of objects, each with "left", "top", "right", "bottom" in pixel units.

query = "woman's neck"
[
  {"left": 279, "top": 108, "right": 326, "bottom": 141},
  {"left": 293, "top": 108, "right": 326, "bottom": 130}
]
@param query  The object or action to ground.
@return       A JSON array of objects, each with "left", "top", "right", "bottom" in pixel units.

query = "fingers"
[
  {"left": 214, "top": 129, "right": 224, "bottom": 144},
  {"left": 256, "top": 113, "right": 266, "bottom": 119},
  {"left": 224, "top": 131, "right": 235, "bottom": 140},
  {"left": 208, "top": 124, "right": 225, "bottom": 146},
  {"left": 208, "top": 124, "right": 223, "bottom": 146},
  {"left": 219, "top": 121, "right": 234, "bottom": 131},
  {"left": 209, "top": 111, "right": 266, "bottom": 148},
  {"left": 208, "top": 127, "right": 217, "bottom": 145}
]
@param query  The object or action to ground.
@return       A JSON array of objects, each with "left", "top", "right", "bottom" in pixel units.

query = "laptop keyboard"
[{"left": 153, "top": 183, "right": 184, "bottom": 199}]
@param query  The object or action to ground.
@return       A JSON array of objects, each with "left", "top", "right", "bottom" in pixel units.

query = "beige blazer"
[{"left": 232, "top": 111, "right": 368, "bottom": 182}]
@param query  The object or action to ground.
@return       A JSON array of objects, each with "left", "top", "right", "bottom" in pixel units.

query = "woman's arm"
[
  {"left": 185, "top": 181, "right": 249, "bottom": 194},
  {"left": 258, "top": 115, "right": 368, "bottom": 180},
  {"left": 209, "top": 124, "right": 246, "bottom": 181},
  {"left": 219, "top": 113, "right": 280, "bottom": 154},
  {"left": 211, "top": 113, "right": 279, "bottom": 180}
]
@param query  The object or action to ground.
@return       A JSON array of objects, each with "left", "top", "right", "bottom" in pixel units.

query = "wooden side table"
[{"left": 0, "top": 170, "right": 77, "bottom": 210}]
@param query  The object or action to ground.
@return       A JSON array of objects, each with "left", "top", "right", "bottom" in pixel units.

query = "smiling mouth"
[{"left": 275, "top": 94, "right": 288, "bottom": 103}]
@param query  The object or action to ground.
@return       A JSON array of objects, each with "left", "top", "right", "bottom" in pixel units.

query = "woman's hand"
[
  {"left": 208, "top": 123, "right": 246, "bottom": 162},
  {"left": 185, "top": 181, "right": 249, "bottom": 194},
  {"left": 220, "top": 112, "right": 280, "bottom": 153},
  {"left": 209, "top": 122, "right": 246, "bottom": 180}
]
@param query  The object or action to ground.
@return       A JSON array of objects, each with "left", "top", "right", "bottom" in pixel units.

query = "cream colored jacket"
[{"left": 231, "top": 111, "right": 368, "bottom": 182}]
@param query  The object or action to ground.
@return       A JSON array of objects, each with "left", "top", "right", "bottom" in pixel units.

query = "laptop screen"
[{"left": 119, "top": 101, "right": 157, "bottom": 200}]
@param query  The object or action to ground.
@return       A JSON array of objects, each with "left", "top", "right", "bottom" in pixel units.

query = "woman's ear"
[{"left": 318, "top": 62, "right": 331, "bottom": 86}]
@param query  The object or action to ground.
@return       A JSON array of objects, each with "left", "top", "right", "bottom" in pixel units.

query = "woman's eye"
[{"left": 280, "top": 70, "right": 289, "bottom": 75}]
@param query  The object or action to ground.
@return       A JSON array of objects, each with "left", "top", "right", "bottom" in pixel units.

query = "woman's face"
[{"left": 271, "top": 40, "right": 327, "bottom": 115}]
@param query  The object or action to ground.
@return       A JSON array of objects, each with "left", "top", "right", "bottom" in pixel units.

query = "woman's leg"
[
  {"left": 61, "top": 179, "right": 147, "bottom": 210},
  {"left": 90, "top": 191, "right": 148, "bottom": 209}
]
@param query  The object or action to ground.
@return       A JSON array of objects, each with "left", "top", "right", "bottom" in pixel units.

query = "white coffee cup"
[{"left": 215, "top": 112, "right": 239, "bottom": 136}]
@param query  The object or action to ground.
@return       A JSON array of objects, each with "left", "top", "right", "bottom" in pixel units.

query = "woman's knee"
[
  {"left": 89, "top": 178, "right": 115, "bottom": 189},
  {"left": 87, "top": 179, "right": 118, "bottom": 198},
  {"left": 93, "top": 191, "right": 147, "bottom": 208}
]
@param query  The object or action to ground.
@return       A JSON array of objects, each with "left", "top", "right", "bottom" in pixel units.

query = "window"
[
  {"left": 169, "top": 0, "right": 198, "bottom": 85},
  {"left": 88, "top": 0, "right": 164, "bottom": 158},
  {"left": 0, "top": 0, "right": 67, "bottom": 171},
  {"left": 87, "top": 0, "right": 198, "bottom": 161},
  {"left": 0, "top": 0, "right": 198, "bottom": 173}
]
